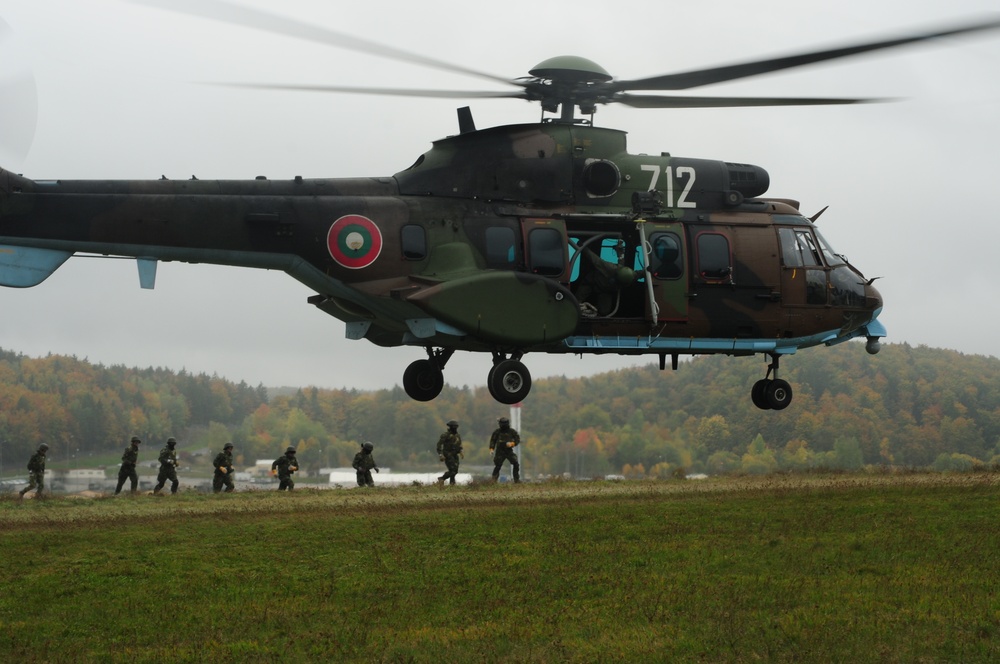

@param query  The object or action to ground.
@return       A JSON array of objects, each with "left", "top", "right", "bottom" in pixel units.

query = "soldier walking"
[
  {"left": 212, "top": 442, "right": 235, "bottom": 493},
  {"left": 271, "top": 446, "right": 299, "bottom": 491},
  {"left": 436, "top": 419, "right": 463, "bottom": 486},
  {"left": 489, "top": 417, "right": 521, "bottom": 483},
  {"left": 352, "top": 442, "right": 379, "bottom": 487},
  {"left": 153, "top": 437, "right": 180, "bottom": 495},
  {"left": 19, "top": 443, "right": 48, "bottom": 499},
  {"left": 114, "top": 436, "right": 142, "bottom": 495}
]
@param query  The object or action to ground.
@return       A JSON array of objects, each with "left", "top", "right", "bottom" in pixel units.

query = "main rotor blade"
[
  {"left": 612, "top": 17, "right": 1000, "bottom": 91},
  {"left": 130, "top": 0, "right": 517, "bottom": 88},
  {"left": 615, "top": 94, "right": 888, "bottom": 108},
  {"left": 219, "top": 83, "right": 528, "bottom": 100}
]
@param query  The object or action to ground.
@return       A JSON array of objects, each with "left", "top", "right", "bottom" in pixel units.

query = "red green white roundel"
[{"left": 327, "top": 215, "right": 383, "bottom": 269}]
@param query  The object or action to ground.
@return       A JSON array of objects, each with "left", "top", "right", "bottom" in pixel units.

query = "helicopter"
[{"left": 0, "top": 4, "right": 997, "bottom": 407}]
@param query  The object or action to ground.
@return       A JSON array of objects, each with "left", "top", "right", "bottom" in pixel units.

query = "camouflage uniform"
[
  {"left": 153, "top": 439, "right": 179, "bottom": 495},
  {"left": 352, "top": 443, "right": 378, "bottom": 487},
  {"left": 436, "top": 421, "right": 463, "bottom": 485},
  {"left": 213, "top": 445, "right": 235, "bottom": 493},
  {"left": 19, "top": 445, "right": 48, "bottom": 497},
  {"left": 115, "top": 437, "right": 141, "bottom": 495},
  {"left": 490, "top": 421, "right": 521, "bottom": 483},
  {"left": 271, "top": 449, "right": 298, "bottom": 491}
]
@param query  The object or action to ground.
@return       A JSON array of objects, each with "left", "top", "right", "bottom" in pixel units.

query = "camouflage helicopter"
[{"left": 0, "top": 5, "right": 996, "bottom": 407}]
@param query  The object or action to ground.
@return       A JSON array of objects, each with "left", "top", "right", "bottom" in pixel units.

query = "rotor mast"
[{"left": 527, "top": 56, "right": 612, "bottom": 125}]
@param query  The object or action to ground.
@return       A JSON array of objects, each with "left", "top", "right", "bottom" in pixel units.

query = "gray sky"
[{"left": 0, "top": 0, "right": 998, "bottom": 391}]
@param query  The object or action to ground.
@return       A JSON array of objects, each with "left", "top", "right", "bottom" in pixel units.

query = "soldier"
[
  {"left": 436, "top": 419, "right": 463, "bottom": 486},
  {"left": 19, "top": 443, "right": 48, "bottom": 499},
  {"left": 212, "top": 442, "right": 235, "bottom": 493},
  {"left": 114, "top": 436, "right": 142, "bottom": 495},
  {"left": 153, "top": 437, "right": 180, "bottom": 495},
  {"left": 489, "top": 417, "right": 521, "bottom": 483},
  {"left": 352, "top": 441, "right": 379, "bottom": 487},
  {"left": 271, "top": 446, "right": 299, "bottom": 491}
]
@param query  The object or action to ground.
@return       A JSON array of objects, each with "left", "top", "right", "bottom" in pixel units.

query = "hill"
[{"left": 2, "top": 342, "right": 999, "bottom": 477}]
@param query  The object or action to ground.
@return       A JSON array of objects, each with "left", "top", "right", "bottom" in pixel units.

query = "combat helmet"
[
  {"left": 285, "top": 446, "right": 296, "bottom": 454},
  {"left": 362, "top": 441, "right": 374, "bottom": 453},
  {"left": 38, "top": 443, "right": 49, "bottom": 452},
  {"left": 166, "top": 437, "right": 177, "bottom": 447},
  {"left": 498, "top": 417, "right": 510, "bottom": 427}
]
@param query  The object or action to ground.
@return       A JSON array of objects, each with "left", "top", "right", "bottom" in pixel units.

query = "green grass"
[{"left": 1, "top": 473, "right": 998, "bottom": 662}]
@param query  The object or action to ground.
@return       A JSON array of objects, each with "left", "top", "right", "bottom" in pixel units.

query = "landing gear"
[
  {"left": 402, "top": 348, "right": 534, "bottom": 404},
  {"left": 751, "top": 354, "right": 793, "bottom": 411},
  {"left": 402, "top": 348, "right": 453, "bottom": 402},
  {"left": 488, "top": 352, "right": 532, "bottom": 404}
]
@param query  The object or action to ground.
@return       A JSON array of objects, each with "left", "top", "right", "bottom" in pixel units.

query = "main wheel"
[
  {"left": 765, "top": 379, "right": 793, "bottom": 410},
  {"left": 488, "top": 359, "right": 531, "bottom": 404},
  {"left": 751, "top": 379, "right": 772, "bottom": 410},
  {"left": 402, "top": 359, "right": 444, "bottom": 402}
]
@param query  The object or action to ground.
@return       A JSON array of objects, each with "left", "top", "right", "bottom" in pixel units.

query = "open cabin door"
[{"left": 521, "top": 216, "right": 689, "bottom": 327}]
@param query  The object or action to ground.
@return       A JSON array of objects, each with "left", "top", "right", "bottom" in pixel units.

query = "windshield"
[{"left": 814, "top": 229, "right": 846, "bottom": 266}]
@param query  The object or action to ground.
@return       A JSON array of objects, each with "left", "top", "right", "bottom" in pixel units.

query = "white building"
[{"left": 328, "top": 469, "right": 472, "bottom": 487}]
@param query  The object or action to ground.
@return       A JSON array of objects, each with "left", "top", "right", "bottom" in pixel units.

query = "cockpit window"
[
  {"left": 778, "top": 228, "right": 822, "bottom": 267},
  {"left": 814, "top": 229, "right": 846, "bottom": 266}
]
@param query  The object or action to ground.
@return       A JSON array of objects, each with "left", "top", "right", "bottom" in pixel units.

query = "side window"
[
  {"left": 528, "top": 227, "right": 565, "bottom": 277},
  {"left": 400, "top": 225, "right": 426, "bottom": 260},
  {"left": 485, "top": 226, "right": 517, "bottom": 269},
  {"left": 696, "top": 233, "right": 731, "bottom": 281},
  {"left": 778, "top": 228, "right": 822, "bottom": 267},
  {"left": 649, "top": 232, "right": 683, "bottom": 280}
]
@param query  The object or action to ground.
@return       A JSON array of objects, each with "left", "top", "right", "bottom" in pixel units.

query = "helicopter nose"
[
  {"left": 866, "top": 281, "right": 883, "bottom": 311},
  {"left": 863, "top": 281, "right": 885, "bottom": 355}
]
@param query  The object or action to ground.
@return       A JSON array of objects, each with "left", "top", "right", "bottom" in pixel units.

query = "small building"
[
  {"left": 328, "top": 469, "right": 472, "bottom": 487},
  {"left": 50, "top": 468, "right": 106, "bottom": 492}
]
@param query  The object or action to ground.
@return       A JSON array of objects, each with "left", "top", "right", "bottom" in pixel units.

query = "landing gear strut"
[
  {"left": 751, "top": 353, "right": 793, "bottom": 411},
  {"left": 488, "top": 351, "right": 532, "bottom": 404},
  {"left": 402, "top": 348, "right": 453, "bottom": 402}
]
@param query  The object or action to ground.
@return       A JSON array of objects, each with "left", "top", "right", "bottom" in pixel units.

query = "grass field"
[{"left": 1, "top": 473, "right": 998, "bottom": 663}]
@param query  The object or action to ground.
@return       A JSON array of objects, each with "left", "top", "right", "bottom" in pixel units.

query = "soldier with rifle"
[
  {"left": 213, "top": 442, "right": 235, "bottom": 493},
  {"left": 153, "top": 437, "right": 180, "bottom": 495},
  {"left": 114, "top": 436, "right": 142, "bottom": 495},
  {"left": 436, "top": 420, "right": 463, "bottom": 486}
]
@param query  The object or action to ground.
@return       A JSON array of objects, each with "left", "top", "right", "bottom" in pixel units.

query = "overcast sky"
[{"left": 0, "top": 0, "right": 998, "bottom": 392}]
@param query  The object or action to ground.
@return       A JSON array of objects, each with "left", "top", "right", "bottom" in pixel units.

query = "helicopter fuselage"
[{"left": 0, "top": 122, "right": 884, "bottom": 405}]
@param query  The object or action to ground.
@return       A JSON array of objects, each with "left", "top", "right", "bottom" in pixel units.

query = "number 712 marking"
[{"left": 640, "top": 165, "right": 696, "bottom": 208}]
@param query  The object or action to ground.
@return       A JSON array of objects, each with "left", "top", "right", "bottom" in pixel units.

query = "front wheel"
[
  {"left": 488, "top": 359, "right": 532, "bottom": 404},
  {"left": 766, "top": 379, "right": 793, "bottom": 410},
  {"left": 402, "top": 359, "right": 444, "bottom": 402},
  {"left": 751, "top": 379, "right": 772, "bottom": 410}
]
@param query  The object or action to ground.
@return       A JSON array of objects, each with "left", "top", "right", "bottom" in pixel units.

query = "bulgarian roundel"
[{"left": 327, "top": 215, "right": 383, "bottom": 269}]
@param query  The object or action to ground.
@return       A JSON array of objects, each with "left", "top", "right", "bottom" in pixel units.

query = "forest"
[{"left": 1, "top": 341, "right": 999, "bottom": 478}]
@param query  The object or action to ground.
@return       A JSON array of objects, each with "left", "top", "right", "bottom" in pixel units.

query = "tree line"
[{"left": 2, "top": 342, "right": 999, "bottom": 476}]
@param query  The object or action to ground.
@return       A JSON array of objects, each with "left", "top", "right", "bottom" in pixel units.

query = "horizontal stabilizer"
[
  {"left": 137, "top": 257, "right": 158, "bottom": 289},
  {"left": 0, "top": 245, "right": 72, "bottom": 287}
]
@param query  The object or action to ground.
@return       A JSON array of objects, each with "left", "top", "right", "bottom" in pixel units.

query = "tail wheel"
[
  {"left": 488, "top": 359, "right": 531, "bottom": 404},
  {"left": 402, "top": 359, "right": 444, "bottom": 402},
  {"left": 766, "top": 379, "right": 793, "bottom": 410}
]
